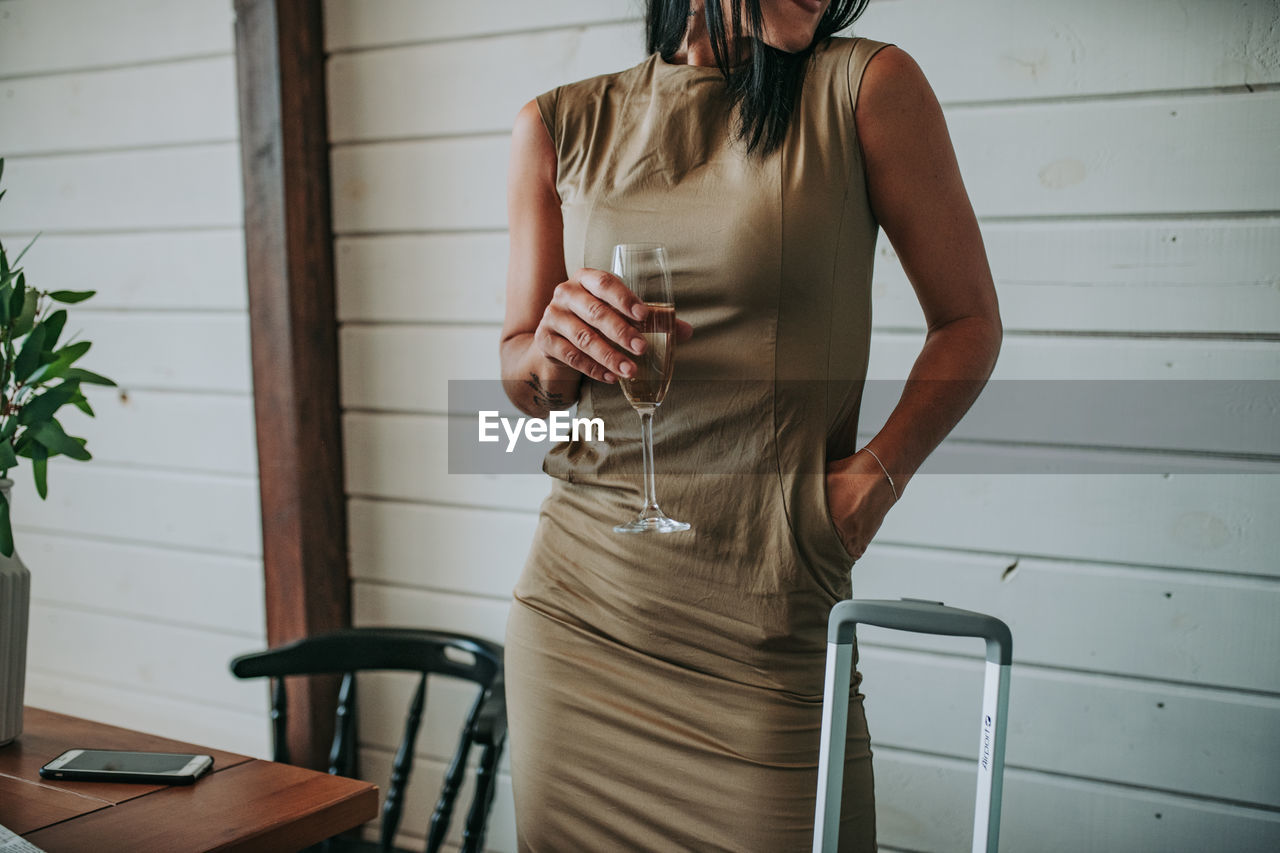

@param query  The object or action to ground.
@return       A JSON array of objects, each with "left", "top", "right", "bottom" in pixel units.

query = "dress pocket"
[{"left": 818, "top": 456, "right": 857, "bottom": 569}]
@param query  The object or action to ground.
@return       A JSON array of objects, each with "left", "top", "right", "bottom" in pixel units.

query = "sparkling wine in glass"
[{"left": 612, "top": 243, "right": 690, "bottom": 534}]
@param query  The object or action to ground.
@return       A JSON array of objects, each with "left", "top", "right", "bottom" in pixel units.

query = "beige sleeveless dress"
[{"left": 505, "top": 36, "right": 891, "bottom": 852}]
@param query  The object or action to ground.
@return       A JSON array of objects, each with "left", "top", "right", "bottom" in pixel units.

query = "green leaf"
[
  {"left": 0, "top": 439, "right": 15, "bottom": 472},
  {"left": 0, "top": 419, "right": 17, "bottom": 441},
  {"left": 48, "top": 290, "right": 95, "bottom": 304},
  {"left": 70, "top": 391, "right": 95, "bottom": 417},
  {"left": 8, "top": 271, "right": 25, "bottom": 320},
  {"left": 65, "top": 366, "right": 116, "bottom": 387},
  {"left": 11, "top": 289, "right": 38, "bottom": 338},
  {"left": 0, "top": 282, "right": 10, "bottom": 327},
  {"left": 19, "top": 384, "right": 77, "bottom": 427},
  {"left": 13, "top": 324, "right": 45, "bottom": 383},
  {"left": 25, "top": 339, "right": 90, "bottom": 385},
  {"left": 0, "top": 491, "right": 11, "bottom": 558},
  {"left": 31, "top": 444, "right": 48, "bottom": 500},
  {"left": 31, "top": 418, "right": 91, "bottom": 461},
  {"left": 52, "top": 340, "right": 91, "bottom": 363},
  {"left": 42, "top": 309, "right": 67, "bottom": 352}
]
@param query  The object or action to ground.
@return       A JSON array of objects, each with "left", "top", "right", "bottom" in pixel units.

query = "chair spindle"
[
  {"left": 329, "top": 672, "right": 357, "bottom": 778},
  {"left": 381, "top": 672, "right": 428, "bottom": 848},
  {"left": 271, "top": 676, "right": 290, "bottom": 765}
]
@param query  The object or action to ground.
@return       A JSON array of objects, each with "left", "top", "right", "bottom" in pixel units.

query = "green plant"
[{"left": 0, "top": 158, "right": 116, "bottom": 556}]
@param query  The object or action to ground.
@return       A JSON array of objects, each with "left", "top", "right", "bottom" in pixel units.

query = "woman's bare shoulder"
[{"left": 856, "top": 44, "right": 938, "bottom": 125}]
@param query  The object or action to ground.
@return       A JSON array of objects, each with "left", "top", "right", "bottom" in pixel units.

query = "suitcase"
[{"left": 813, "top": 598, "right": 1013, "bottom": 853}]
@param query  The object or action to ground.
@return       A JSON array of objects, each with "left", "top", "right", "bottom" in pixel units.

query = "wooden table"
[{"left": 0, "top": 707, "right": 378, "bottom": 852}]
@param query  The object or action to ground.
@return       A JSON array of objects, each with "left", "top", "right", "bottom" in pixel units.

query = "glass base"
[{"left": 613, "top": 513, "right": 691, "bottom": 534}]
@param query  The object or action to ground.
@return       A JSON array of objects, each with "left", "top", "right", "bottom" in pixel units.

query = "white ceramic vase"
[{"left": 0, "top": 479, "right": 29, "bottom": 746}]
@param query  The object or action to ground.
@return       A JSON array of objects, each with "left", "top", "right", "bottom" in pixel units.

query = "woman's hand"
[
  {"left": 534, "top": 268, "right": 694, "bottom": 384},
  {"left": 825, "top": 450, "right": 898, "bottom": 562}
]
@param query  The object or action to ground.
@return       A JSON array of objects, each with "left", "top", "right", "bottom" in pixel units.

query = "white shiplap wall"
[
  {"left": 0, "top": 0, "right": 268, "bottom": 756},
  {"left": 326, "top": 1, "right": 1280, "bottom": 851}
]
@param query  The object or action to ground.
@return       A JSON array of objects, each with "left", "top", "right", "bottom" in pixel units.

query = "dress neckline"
[{"left": 653, "top": 52, "right": 726, "bottom": 76}]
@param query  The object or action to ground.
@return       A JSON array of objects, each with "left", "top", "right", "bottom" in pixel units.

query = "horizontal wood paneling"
[
  {"left": 353, "top": 581, "right": 509, "bottom": 644},
  {"left": 0, "top": 0, "right": 234, "bottom": 78},
  {"left": 853, "top": 546, "right": 1280, "bottom": 693},
  {"left": 331, "top": 137, "right": 509, "bottom": 234},
  {"left": 348, "top": 509, "right": 1280, "bottom": 692},
  {"left": 338, "top": 219, "right": 1280, "bottom": 334},
  {"left": 322, "top": 0, "right": 639, "bottom": 51},
  {"left": 28, "top": 603, "right": 265, "bottom": 714},
  {"left": 877, "top": 469, "right": 1277, "bottom": 578},
  {"left": 874, "top": 218, "right": 1280, "bottom": 334},
  {"left": 331, "top": 92, "right": 1279, "bottom": 233},
  {"left": 335, "top": 233, "right": 507, "bottom": 323},
  {"left": 0, "top": 57, "right": 238, "bottom": 154},
  {"left": 327, "top": 24, "right": 641, "bottom": 142},
  {"left": 0, "top": 144, "right": 243, "bottom": 232},
  {"left": 343, "top": 411, "right": 558, "bottom": 511},
  {"left": 953, "top": 91, "right": 1280, "bottom": 217},
  {"left": 3, "top": 230, "right": 249, "bottom": 312},
  {"left": 69, "top": 313, "right": 252, "bottom": 393},
  {"left": 325, "top": 17, "right": 1280, "bottom": 143},
  {"left": 10, "top": 464, "right": 261, "bottom": 557},
  {"left": 59, "top": 389, "right": 257, "bottom": 476},
  {"left": 341, "top": 324, "right": 1280, "bottom": 408},
  {"left": 858, "top": 646, "right": 1280, "bottom": 806},
  {"left": 348, "top": 500, "right": 532, "bottom": 597},
  {"left": 854, "top": 0, "right": 1280, "bottom": 102},
  {"left": 344, "top": 412, "right": 1277, "bottom": 576},
  {"left": 23, "top": 531, "right": 264, "bottom": 637},
  {"left": 340, "top": 324, "right": 1280, "bottom": 458},
  {"left": 878, "top": 332, "right": 1279, "bottom": 381},
  {"left": 339, "top": 326, "right": 499, "bottom": 410},
  {"left": 25, "top": 671, "right": 269, "bottom": 757},
  {"left": 874, "top": 746, "right": 1280, "bottom": 852}
]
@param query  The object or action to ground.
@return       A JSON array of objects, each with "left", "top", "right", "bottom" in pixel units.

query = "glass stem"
[{"left": 638, "top": 408, "right": 660, "bottom": 514}]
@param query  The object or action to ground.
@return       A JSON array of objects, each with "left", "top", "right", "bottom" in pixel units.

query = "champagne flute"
[{"left": 612, "top": 243, "right": 691, "bottom": 533}]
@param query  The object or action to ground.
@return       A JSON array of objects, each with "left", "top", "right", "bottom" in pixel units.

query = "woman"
[{"left": 500, "top": 0, "right": 1001, "bottom": 848}]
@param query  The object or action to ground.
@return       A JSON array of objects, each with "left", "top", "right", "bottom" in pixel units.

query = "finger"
[
  {"left": 537, "top": 326, "right": 619, "bottom": 384},
  {"left": 675, "top": 319, "right": 694, "bottom": 343},
  {"left": 555, "top": 279, "right": 647, "bottom": 355},
  {"left": 577, "top": 268, "right": 649, "bottom": 321},
  {"left": 541, "top": 308, "right": 634, "bottom": 381}
]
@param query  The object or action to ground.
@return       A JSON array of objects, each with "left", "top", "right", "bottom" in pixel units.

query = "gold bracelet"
[{"left": 861, "top": 446, "right": 898, "bottom": 502}]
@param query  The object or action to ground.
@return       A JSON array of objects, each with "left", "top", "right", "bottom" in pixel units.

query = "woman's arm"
[
  {"left": 501, "top": 100, "right": 691, "bottom": 418},
  {"left": 827, "top": 46, "right": 1003, "bottom": 560}
]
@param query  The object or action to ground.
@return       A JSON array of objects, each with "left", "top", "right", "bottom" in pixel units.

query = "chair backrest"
[{"left": 230, "top": 627, "right": 506, "bottom": 853}]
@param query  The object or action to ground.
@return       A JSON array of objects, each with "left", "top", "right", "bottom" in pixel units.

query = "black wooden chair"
[{"left": 230, "top": 627, "right": 506, "bottom": 853}]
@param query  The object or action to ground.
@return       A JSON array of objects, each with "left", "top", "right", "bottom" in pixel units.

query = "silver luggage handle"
[{"left": 815, "top": 599, "right": 1013, "bottom": 853}]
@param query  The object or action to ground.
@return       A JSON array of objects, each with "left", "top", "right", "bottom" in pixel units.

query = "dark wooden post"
[{"left": 233, "top": 0, "right": 349, "bottom": 771}]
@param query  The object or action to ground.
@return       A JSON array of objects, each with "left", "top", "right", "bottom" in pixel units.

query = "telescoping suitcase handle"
[{"left": 814, "top": 599, "right": 1013, "bottom": 853}]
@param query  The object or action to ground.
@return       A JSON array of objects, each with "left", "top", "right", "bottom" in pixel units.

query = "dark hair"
[{"left": 646, "top": 0, "right": 870, "bottom": 155}]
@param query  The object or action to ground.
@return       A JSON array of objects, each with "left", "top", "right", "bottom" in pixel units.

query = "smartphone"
[{"left": 40, "top": 748, "right": 214, "bottom": 785}]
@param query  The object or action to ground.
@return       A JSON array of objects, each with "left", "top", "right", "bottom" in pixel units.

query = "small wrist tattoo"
[{"left": 525, "top": 372, "right": 568, "bottom": 410}]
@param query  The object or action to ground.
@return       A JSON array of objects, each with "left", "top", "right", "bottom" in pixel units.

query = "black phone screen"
[{"left": 60, "top": 750, "right": 200, "bottom": 773}]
